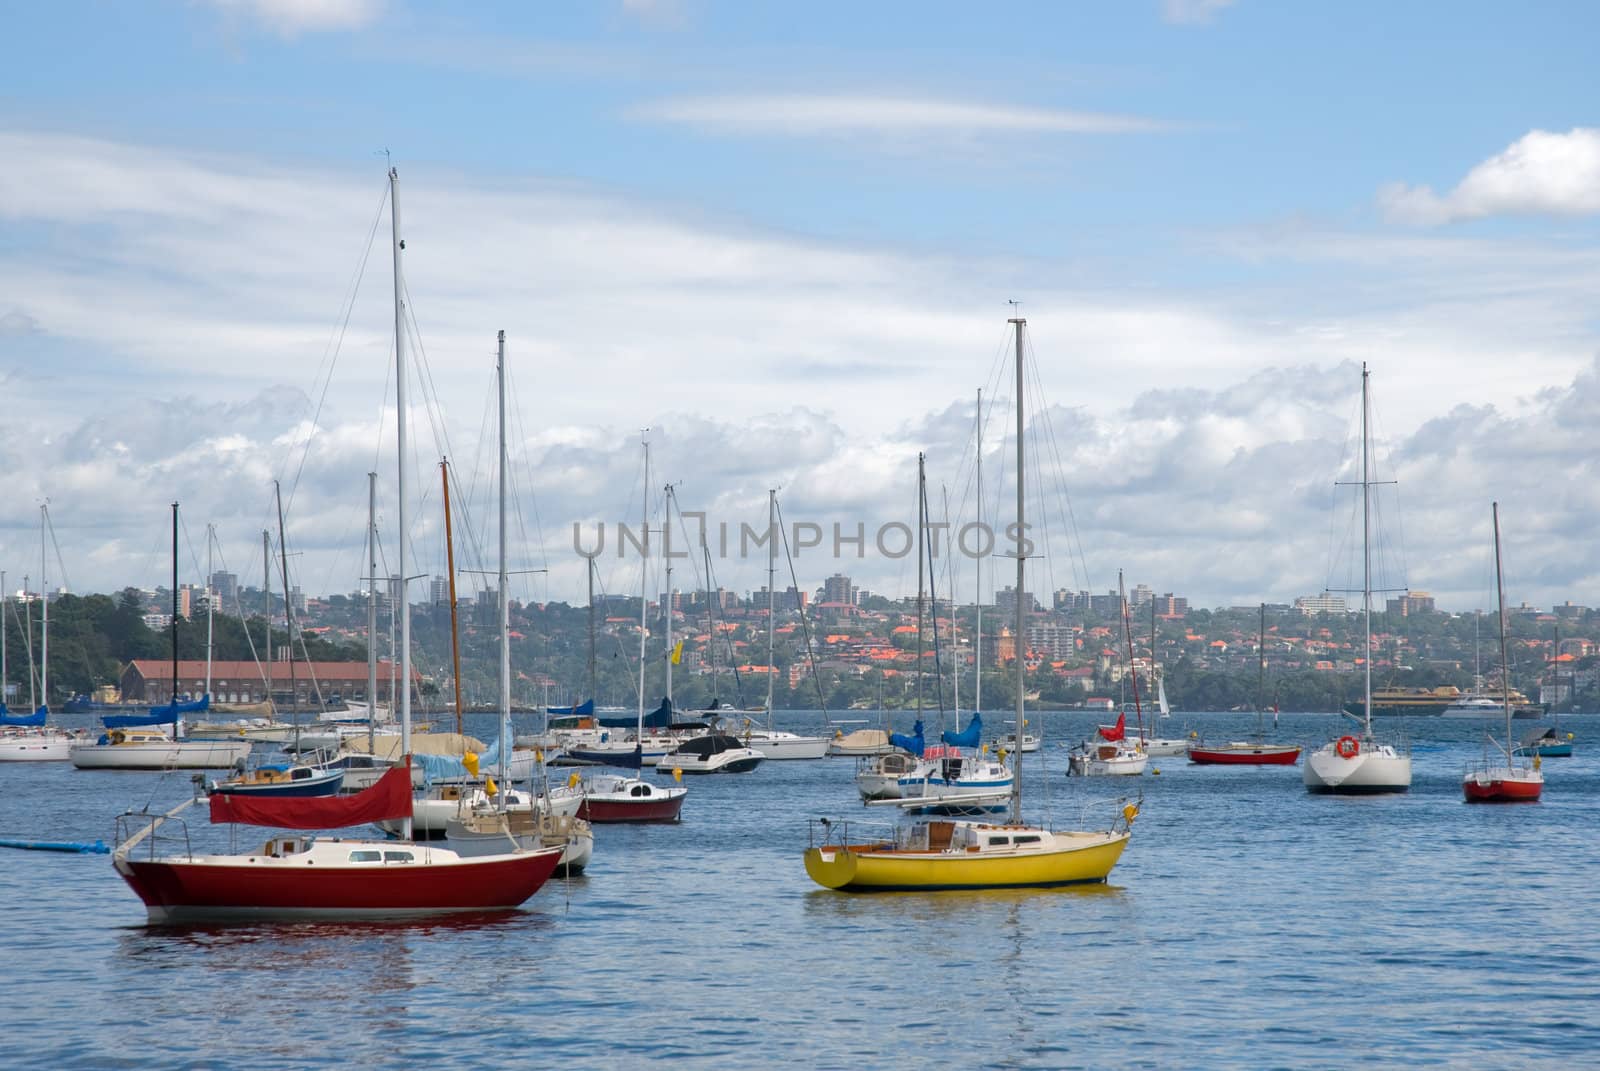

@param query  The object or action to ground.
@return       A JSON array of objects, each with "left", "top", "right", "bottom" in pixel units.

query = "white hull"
[
  {"left": 1069, "top": 752, "right": 1149, "bottom": 776},
  {"left": 1303, "top": 742, "right": 1411, "bottom": 793},
  {"left": 0, "top": 731, "right": 84, "bottom": 762},
  {"left": 444, "top": 814, "right": 594, "bottom": 872},
  {"left": 1140, "top": 737, "right": 1190, "bottom": 757},
  {"left": 70, "top": 738, "right": 254, "bottom": 770},
  {"left": 186, "top": 721, "right": 299, "bottom": 743},
  {"left": 744, "top": 731, "right": 829, "bottom": 760},
  {"left": 990, "top": 734, "right": 1041, "bottom": 753}
]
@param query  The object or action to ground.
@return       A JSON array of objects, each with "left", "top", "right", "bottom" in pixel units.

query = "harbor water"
[{"left": 3, "top": 710, "right": 1598, "bottom": 1070}]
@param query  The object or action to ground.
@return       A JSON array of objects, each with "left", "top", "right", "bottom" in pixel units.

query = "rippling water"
[{"left": 4, "top": 710, "right": 1598, "bottom": 1069}]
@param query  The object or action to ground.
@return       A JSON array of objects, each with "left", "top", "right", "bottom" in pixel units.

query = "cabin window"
[
  {"left": 291, "top": 768, "right": 310, "bottom": 780},
  {"left": 631, "top": 786, "right": 648, "bottom": 797},
  {"left": 1013, "top": 835, "right": 1042, "bottom": 845},
  {"left": 349, "top": 850, "right": 382, "bottom": 862},
  {"left": 988, "top": 836, "right": 1010, "bottom": 846},
  {"left": 384, "top": 851, "right": 414, "bottom": 863}
]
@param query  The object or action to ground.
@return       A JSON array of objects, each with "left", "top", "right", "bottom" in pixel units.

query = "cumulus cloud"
[
  {"left": 1, "top": 130, "right": 1597, "bottom": 610},
  {"left": 202, "top": 0, "right": 383, "bottom": 36},
  {"left": 630, "top": 93, "right": 1176, "bottom": 138},
  {"left": 1379, "top": 127, "right": 1600, "bottom": 225}
]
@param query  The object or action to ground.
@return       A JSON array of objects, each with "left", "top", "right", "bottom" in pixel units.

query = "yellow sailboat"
[{"left": 803, "top": 315, "right": 1137, "bottom": 892}]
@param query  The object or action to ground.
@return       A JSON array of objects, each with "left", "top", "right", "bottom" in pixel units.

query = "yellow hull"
[{"left": 804, "top": 830, "right": 1130, "bottom": 891}]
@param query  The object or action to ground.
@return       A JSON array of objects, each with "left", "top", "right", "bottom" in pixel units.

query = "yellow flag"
[
  {"left": 671, "top": 639, "right": 684, "bottom": 665},
  {"left": 673, "top": 767, "right": 683, "bottom": 782},
  {"left": 567, "top": 771, "right": 581, "bottom": 789}
]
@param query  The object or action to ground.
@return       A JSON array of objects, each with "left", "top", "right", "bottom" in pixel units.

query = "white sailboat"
[
  {"left": 0, "top": 519, "right": 91, "bottom": 762},
  {"left": 742, "top": 488, "right": 829, "bottom": 759},
  {"left": 1304, "top": 364, "right": 1412, "bottom": 794}
]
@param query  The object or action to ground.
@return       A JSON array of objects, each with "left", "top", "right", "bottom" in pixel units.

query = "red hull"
[
  {"left": 1188, "top": 745, "right": 1301, "bottom": 766},
  {"left": 1462, "top": 777, "right": 1543, "bottom": 803},
  {"left": 116, "top": 847, "right": 562, "bottom": 923},
  {"left": 579, "top": 795, "right": 685, "bottom": 823}
]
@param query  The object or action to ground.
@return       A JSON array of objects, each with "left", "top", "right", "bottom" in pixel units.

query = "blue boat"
[{"left": 1513, "top": 727, "right": 1574, "bottom": 758}]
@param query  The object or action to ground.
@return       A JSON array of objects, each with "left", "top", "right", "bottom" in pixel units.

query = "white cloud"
[
  {"left": 1162, "top": 0, "right": 1237, "bottom": 25},
  {"left": 1, "top": 130, "right": 1598, "bottom": 611},
  {"left": 630, "top": 93, "right": 1176, "bottom": 137},
  {"left": 1379, "top": 127, "right": 1600, "bottom": 225},
  {"left": 201, "top": 0, "right": 383, "bottom": 36}
]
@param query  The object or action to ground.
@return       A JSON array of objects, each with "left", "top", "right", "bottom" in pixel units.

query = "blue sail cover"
[
  {"left": 0, "top": 705, "right": 48, "bottom": 728},
  {"left": 941, "top": 712, "right": 982, "bottom": 749},
  {"left": 547, "top": 698, "right": 595, "bottom": 716},
  {"left": 102, "top": 695, "right": 211, "bottom": 729},
  {"left": 598, "top": 697, "right": 672, "bottom": 729},
  {"left": 889, "top": 719, "right": 925, "bottom": 757}
]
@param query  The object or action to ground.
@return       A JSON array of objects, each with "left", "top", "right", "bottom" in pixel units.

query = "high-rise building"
[
  {"left": 209, "top": 570, "right": 238, "bottom": 607},
  {"left": 995, "top": 586, "right": 1039, "bottom": 615},
  {"left": 822, "top": 573, "right": 856, "bottom": 605},
  {"left": 429, "top": 575, "right": 450, "bottom": 605},
  {"left": 1385, "top": 590, "right": 1436, "bottom": 616},
  {"left": 1295, "top": 593, "right": 1348, "bottom": 614}
]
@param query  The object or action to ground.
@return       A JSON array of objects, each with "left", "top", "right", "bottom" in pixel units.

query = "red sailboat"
[
  {"left": 1462, "top": 503, "right": 1543, "bottom": 803},
  {"left": 111, "top": 168, "right": 564, "bottom": 923},
  {"left": 115, "top": 765, "right": 563, "bottom": 923},
  {"left": 1188, "top": 604, "right": 1301, "bottom": 766}
]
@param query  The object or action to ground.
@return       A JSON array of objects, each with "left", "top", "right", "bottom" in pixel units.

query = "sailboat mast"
[
  {"left": 974, "top": 387, "right": 983, "bottom": 717},
  {"left": 204, "top": 525, "right": 214, "bottom": 700},
  {"left": 1493, "top": 501, "right": 1512, "bottom": 753},
  {"left": 170, "top": 501, "right": 179, "bottom": 737},
  {"left": 497, "top": 330, "right": 510, "bottom": 793},
  {"left": 637, "top": 436, "right": 649, "bottom": 746},
  {"left": 442, "top": 460, "right": 463, "bottom": 736},
  {"left": 40, "top": 505, "right": 48, "bottom": 713},
  {"left": 767, "top": 488, "right": 776, "bottom": 717},
  {"left": 1257, "top": 603, "right": 1266, "bottom": 735},
  {"left": 390, "top": 165, "right": 412, "bottom": 838},
  {"left": 1, "top": 570, "right": 6, "bottom": 714},
  {"left": 275, "top": 481, "right": 297, "bottom": 747},
  {"left": 24, "top": 575, "right": 34, "bottom": 713},
  {"left": 587, "top": 557, "right": 597, "bottom": 704},
  {"left": 916, "top": 454, "right": 925, "bottom": 724},
  {"left": 263, "top": 530, "right": 272, "bottom": 718},
  {"left": 1010, "top": 317, "right": 1026, "bottom": 820},
  {"left": 664, "top": 486, "right": 674, "bottom": 705},
  {"left": 367, "top": 471, "right": 378, "bottom": 752},
  {"left": 1361, "top": 363, "right": 1373, "bottom": 738}
]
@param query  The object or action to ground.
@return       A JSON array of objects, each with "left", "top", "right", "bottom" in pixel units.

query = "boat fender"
[
  {"left": 1335, "top": 735, "right": 1359, "bottom": 759},
  {"left": 1533, "top": 754, "right": 1541, "bottom": 770}
]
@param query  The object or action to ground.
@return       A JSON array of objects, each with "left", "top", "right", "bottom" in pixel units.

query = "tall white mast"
[
  {"left": 1361, "top": 362, "right": 1372, "bottom": 740},
  {"left": 664, "top": 485, "right": 674, "bottom": 706},
  {"left": 40, "top": 505, "right": 48, "bottom": 713},
  {"left": 1010, "top": 316, "right": 1026, "bottom": 820},
  {"left": 39, "top": 502, "right": 49, "bottom": 714},
  {"left": 766, "top": 488, "right": 776, "bottom": 717},
  {"left": 204, "top": 524, "right": 215, "bottom": 699},
  {"left": 497, "top": 330, "right": 510, "bottom": 794},
  {"left": 367, "top": 471, "right": 378, "bottom": 751},
  {"left": 637, "top": 435, "right": 650, "bottom": 754},
  {"left": 1, "top": 569, "right": 6, "bottom": 714},
  {"left": 390, "top": 165, "right": 411, "bottom": 839},
  {"left": 974, "top": 388, "right": 983, "bottom": 717},
  {"left": 263, "top": 530, "right": 272, "bottom": 716},
  {"left": 1493, "top": 501, "right": 1512, "bottom": 758}
]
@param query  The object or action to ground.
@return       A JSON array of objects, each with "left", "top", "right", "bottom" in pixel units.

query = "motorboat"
[
  {"left": 654, "top": 733, "right": 762, "bottom": 774},
  {"left": 577, "top": 773, "right": 686, "bottom": 823},
  {"left": 206, "top": 761, "right": 343, "bottom": 798},
  {"left": 1068, "top": 739, "right": 1150, "bottom": 777}
]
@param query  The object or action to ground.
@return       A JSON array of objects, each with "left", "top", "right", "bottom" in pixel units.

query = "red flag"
[{"left": 1098, "top": 711, "right": 1126, "bottom": 742}]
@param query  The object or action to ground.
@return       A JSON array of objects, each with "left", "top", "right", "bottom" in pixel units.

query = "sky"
[{"left": 1, "top": 0, "right": 1598, "bottom": 616}]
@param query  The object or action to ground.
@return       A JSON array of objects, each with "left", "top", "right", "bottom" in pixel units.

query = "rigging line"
[
  {"left": 774, "top": 497, "right": 830, "bottom": 720},
  {"left": 42, "top": 508, "right": 72, "bottom": 595},
  {"left": 504, "top": 365, "right": 550, "bottom": 597},
  {"left": 1026, "top": 338, "right": 1092, "bottom": 593},
  {"left": 282, "top": 179, "right": 390, "bottom": 518}
]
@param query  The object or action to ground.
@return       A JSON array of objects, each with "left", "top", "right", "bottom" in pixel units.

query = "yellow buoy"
[{"left": 673, "top": 768, "right": 683, "bottom": 782}]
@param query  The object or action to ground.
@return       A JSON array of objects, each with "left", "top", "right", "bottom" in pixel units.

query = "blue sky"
[{"left": 2, "top": 0, "right": 1598, "bottom": 614}]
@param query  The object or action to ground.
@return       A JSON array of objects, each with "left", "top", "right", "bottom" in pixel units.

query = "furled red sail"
[
  {"left": 1097, "top": 712, "right": 1126, "bottom": 742},
  {"left": 210, "top": 762, "right": 412, "bottom": 829}
]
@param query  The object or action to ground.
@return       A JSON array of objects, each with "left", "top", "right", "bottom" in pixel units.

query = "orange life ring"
[{"left": 1335, "top": 735, "right": 1359, "bottom": 759}]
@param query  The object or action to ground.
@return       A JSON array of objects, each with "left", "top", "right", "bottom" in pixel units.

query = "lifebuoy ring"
[{"left": 1335, "top": 735, "right": 1359, "bottom": 759}]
